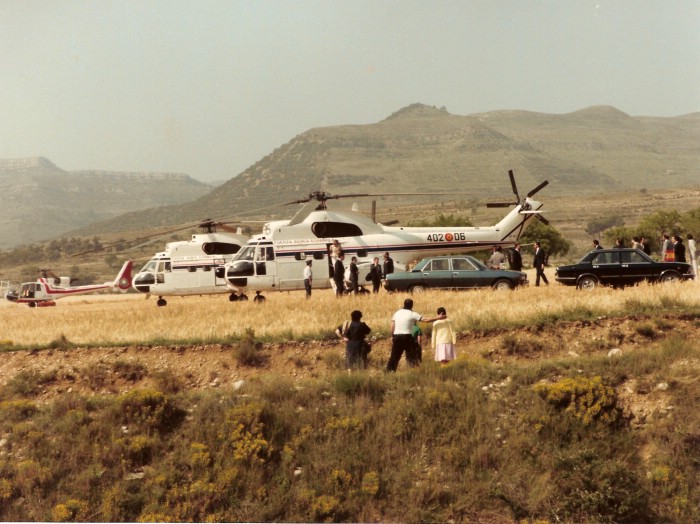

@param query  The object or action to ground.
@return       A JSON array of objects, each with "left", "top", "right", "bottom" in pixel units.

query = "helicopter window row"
[
  {"left": 294, "top": 252, "right": 325, "bottom": 261},
  {"left": 311, "top": 222, "right": 363, "bottom": 239},
  {"left": 202, "top": 242, "right": 241, "bottom": 256}
]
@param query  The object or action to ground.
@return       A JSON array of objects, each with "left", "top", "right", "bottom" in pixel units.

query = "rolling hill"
[
  {"left": 0, "top": 157, "right": 212, "bottom": 249},
  {"left": 72, "top": 103, "right": 700, "bottom": 237}
]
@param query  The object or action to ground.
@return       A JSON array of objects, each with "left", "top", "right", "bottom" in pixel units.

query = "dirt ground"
[{"left": 2, "top": 313, "right": 698, "bottom": 431}]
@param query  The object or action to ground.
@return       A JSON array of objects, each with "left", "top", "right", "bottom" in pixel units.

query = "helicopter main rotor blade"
[
  {"left": 486, "top": 202, "right": 515, "bottom": 208},
  {"left": 527, "top": 180, "right": 549, "bottom": 198},
  {"left": 508, "top": 169, "right": 520, "bottom": 201}
]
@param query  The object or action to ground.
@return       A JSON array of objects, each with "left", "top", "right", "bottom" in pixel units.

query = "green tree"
[
  {"left": 519, "top": 219, "right": 572, "bottom": 260},
  {"left": 585, "top": 215, "right": 624, "bottom": 237},
  {"left": 638, "top": 210, "right": 682, "bottom": 238}
]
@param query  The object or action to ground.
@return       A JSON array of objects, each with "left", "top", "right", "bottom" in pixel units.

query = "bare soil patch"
[{"left": 3, "top": 314, "right": 698, "bottom": 422}]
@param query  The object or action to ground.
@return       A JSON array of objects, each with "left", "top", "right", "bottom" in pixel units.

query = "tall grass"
[{"left": 1, "top": 277, "right": 699, "bottom": 348}]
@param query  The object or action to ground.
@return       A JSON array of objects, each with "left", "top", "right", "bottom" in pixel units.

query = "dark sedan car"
[
  {"left": 555, "top": 248, "right": 692, "bottom": 290},
  {"left": 384, "top": 255, "right": 528, "bottom": 293}
]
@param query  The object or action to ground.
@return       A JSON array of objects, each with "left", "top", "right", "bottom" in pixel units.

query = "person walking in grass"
[
  {"left": 432, "top": 307, "right": 457, "bottom": 366},
  {"left": 688, "top": 234, "right": 698, "bottom": 279},
  {"left": 386, "top": 298, "right": 444, "bottom": 372},
  {"left": 533, "top": 241, "right": 549, "bottom": 286}
]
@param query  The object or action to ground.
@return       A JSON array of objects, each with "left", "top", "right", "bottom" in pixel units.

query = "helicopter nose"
[{"left": 132, "top": 272, "right": 155, "bottom": 293}]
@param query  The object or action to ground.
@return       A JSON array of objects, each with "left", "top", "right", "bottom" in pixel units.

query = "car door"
[
  {"left": 620, "top": 250, "right": 654, "bottom": 285},
  {"left": 450, "top": 257, "right": 482, "bottom": 288},
  {"left": 591, "top": 250, "right": 621, "bottom": 285},
  {"left": 421, "top": 259, "right": 453, "bottom": 288}
]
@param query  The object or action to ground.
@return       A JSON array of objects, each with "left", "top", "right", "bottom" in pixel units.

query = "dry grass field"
[{"left": 2, "top": 272, "right": 699, "bottom": 348}]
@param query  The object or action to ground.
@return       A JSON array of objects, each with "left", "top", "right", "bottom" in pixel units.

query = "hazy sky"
[{"left": 2, "top": 0, "right": 699, "bottom": 182}]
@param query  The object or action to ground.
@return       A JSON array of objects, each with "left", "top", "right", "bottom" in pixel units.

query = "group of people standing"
[
  {"left": 325, "top": 240, "right": 395, "bottom": 297},
  {"left": 591, "top": 233, "right": 698, "bottom": 278},
  {"left": 335, "top": 298, "right": 457, "bottom": 372}
]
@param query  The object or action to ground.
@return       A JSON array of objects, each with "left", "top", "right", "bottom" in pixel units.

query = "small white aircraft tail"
[{"left": 111, "top": 261, "right": 134, "bottom": 292}]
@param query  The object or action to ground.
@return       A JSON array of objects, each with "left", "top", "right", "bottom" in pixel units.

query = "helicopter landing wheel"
[
  {"left": 156, "top": 297, "right": 167, "bottom": 307},
  {"left": 229, "top": 293, "right": 239, "bottom": 302},
  {"left": 238, "top": 293, "right": 249, "bottom": 301},
  {"left": 253, "top": 291, "right": 266, "bottom": 303}
]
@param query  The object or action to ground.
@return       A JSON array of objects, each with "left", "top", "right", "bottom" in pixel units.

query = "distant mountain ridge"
[
  {"left": 13, "top": 103, "right": 700, "bottom": 243},
  {"left": 0, "top": 157, "right": 211, "bottom": 249},
  {"left": 81, "top": 103, "right": 697, "bottom": 237}
]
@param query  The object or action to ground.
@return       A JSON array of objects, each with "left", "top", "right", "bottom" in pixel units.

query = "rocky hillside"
[
  {"left": 0, "top": 157, "right": 211, "bottom": 248},
  {"left": 75, "top": 103, "right": 700, "bottom": 236}
]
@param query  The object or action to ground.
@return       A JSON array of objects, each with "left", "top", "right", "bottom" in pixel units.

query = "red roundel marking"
[{"left": 445, "top": 233, "right": 454, "bottom": 241}]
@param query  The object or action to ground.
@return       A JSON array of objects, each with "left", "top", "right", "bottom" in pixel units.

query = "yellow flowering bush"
[{"left": 534, "top": 376, "right": 620, "bottom": 425}]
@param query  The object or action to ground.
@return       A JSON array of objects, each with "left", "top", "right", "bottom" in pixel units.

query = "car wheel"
[
  {"left": 492, "top": 279, "right": 514, "bottom": 290},
  {"left": 659, "top": 271, "right": 681, "bottom": 283},
  {"left": 577, "top": 275, "right": 598, "bottom": 290},
  {"left": 410, "top": 285, "right": 426, "bottom": 294}
]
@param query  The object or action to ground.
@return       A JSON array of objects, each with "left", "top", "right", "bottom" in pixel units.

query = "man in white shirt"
[
  {"left": 303, "top": 260, "right": 312, "bottom": 299},
  {"left": 386, "top": 298, "right": 444, "bottom": 371}
]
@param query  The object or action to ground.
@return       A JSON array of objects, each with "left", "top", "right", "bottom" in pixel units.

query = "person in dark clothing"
[
  {"left": 510, "top": 243, "right": 523, "bottom": 271},
  {"left": 533, "top": 241, "right": 549, "bottom": 286},
  {"left": 383, "top": 252, "right": 394, "bottom": 277},
  {"left": 592, "top": 239, "right": 603, "bottom": 250},
  {"left": 641, "top": 237, "right": 652, "bottom": 256},
  {"left": 336, "top": 310, "right": 372, "bottom": 370},
  {"left": 333, "top": 252, "right": 345, "bottom": 297},
  {"left": 673, "top": 235, "right": 686, "bottom": 263},
  {"left": 368, "top": 256, "right": 383, "bottom": 293},
  {"left": 348, "top": 256, "right": 359, "bottom": 294}
]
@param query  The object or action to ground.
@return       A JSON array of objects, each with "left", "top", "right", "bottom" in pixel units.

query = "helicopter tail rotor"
[{"left": 486, "top": 170, "right": 548, "bottom": 208}]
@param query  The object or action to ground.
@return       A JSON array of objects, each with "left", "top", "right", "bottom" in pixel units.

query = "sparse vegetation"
[{"left": 0, "top": 277, "right": 699, "bottom": 521}]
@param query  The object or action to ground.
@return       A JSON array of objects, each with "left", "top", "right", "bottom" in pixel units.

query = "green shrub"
[
  {"left": 534, "top": 376, "right": 621, "bottom": 426},
  {"left": 234, "top": 328, "right": 265, "bottom": 367},
  {"left": 0, "top": 399, "right": 37, "bottom": 422},
  {"left": 118, "top": 389, "right": 185, "bottom": 434}
]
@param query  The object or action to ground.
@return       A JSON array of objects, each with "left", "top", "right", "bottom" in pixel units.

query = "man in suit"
[
  {"left": 333, "top": 252, "right": 345, "bottom": 297},
  {"left": 533, "top": 241, "right": 549, "bottom": 286},
  {"left": 383, "top": 252, "right": 394, "bottom": 277},
  {"left": 510, "top": 244, "right": 523, "bottom": 271},
  {"left": 673, "top": 235, "right": 686, "bottom": 263}
]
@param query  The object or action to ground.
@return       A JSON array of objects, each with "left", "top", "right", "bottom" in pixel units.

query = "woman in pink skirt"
[{"left": 432, "top": 307, "right": 457, "bottom": 366}]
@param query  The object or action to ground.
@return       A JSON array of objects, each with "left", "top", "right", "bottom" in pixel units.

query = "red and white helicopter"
[
  {"left": 5, "top": 261, "right": 133, "bottom": 307},
  {"left": 222, "top": 170, "right": 548, "bottom": 299}
]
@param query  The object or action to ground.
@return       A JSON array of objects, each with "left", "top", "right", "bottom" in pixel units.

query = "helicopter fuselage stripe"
[{"left": 272, "top": 239, "right": 513, "bottom": 259}]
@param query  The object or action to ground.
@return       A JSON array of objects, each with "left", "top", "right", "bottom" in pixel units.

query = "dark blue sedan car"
[{"left": 384, "top": 255, "right": 528, "bottom": 293}]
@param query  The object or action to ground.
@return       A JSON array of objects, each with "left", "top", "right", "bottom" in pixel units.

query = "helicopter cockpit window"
[
  {"left": 140, "top": 260, "right": 158, "bottom": 273},
  {"left": 311, "top": 222, "right": 363, "bottom": 239},
  {"left": 255, "top": 246, "right": 274, "bottom": 261},
  {"left": 236, "top": 246, "right": 256, "bottom": 261}
]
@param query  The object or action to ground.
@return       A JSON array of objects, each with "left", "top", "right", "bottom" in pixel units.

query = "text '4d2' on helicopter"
[
  {"left": 130, "top": 219, "right": 250, "bottom": 307},
  {"left": 220, "top": 170, "right": 549, "bottom": 299},
  {"left": 5, "top": 261, "right": 133, "bottom": 307}
]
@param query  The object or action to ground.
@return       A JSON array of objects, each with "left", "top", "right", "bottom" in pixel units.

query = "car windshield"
[
  {"left": 412, "top": 259, "right": 431, "bottom": 272},
  {"left": 469, "top": 257, "right": 488, "bottom": 270}
]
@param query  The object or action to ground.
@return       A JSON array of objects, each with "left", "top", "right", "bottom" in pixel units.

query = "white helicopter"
[
  {"left": 5, "top": 261, "right": 133, "bottom": 307},
  {"left": 221, "top": 170, "right": 549, "bottom": 299},
  {"left": 130, "top": 219, "right": 250, "bottom": 306}
]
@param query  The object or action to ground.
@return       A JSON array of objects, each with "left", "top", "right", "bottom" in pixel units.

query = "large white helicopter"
[
  {"left": 221, "top": 170, "right": 548, "bottom": 299},
  {"left": 130, "top": 219, "right": 249, "bottom": 306},
  {"left": 5, "top": 261, "right": 133, "bottom": 307}
]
